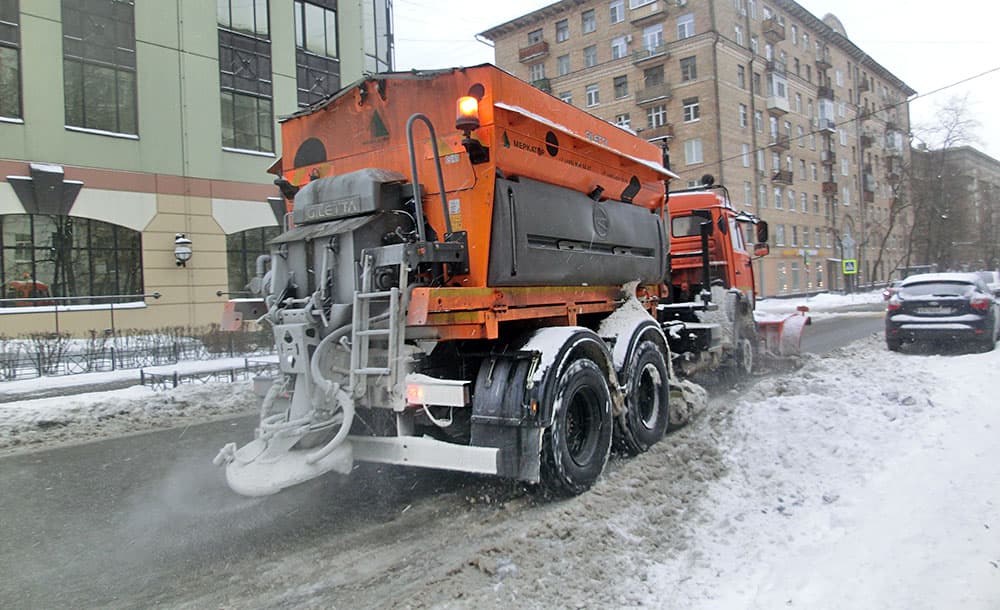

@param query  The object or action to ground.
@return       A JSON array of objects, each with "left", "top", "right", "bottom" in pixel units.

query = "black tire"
[
  {"left": 540, "top": 357, "right": 613, "bottom": 496},
  {"left": 886, "top": 336, "right": 902, "bottom": 352},
  {"left": 616, "top": 340, "right": 670, "bottom": 456}
]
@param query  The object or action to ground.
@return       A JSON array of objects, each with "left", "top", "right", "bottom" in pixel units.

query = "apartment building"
[
  {"left": 0, "top": 0, "right": 393, "bottom": 334},
  {"left": 910, "top": 146, "right": 1000, "bottom": 272},
  {"left": 481, "top": 0, "right": 914, "bottom": 296}
]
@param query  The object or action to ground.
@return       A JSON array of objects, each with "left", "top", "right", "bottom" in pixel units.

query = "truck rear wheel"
[
  {"left": 540, "top": 357, "right": 613, "bottom": 496},
  {"left": 616, "top": 340, "right": 669, "bottom": 456}
]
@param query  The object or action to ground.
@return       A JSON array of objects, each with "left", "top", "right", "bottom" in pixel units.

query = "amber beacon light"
[{"left": 455, "top": 96, "right": 480, "bottom": 133}]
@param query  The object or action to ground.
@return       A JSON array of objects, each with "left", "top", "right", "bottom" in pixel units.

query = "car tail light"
[
  {"left": 970, "top": 296, "right": 991, "bottom": 311},
  {"left": 886, "top": 297, "right": 902, "bottom": 312}
]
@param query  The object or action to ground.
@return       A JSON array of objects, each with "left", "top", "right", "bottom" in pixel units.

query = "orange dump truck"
[{"left": 215, "top": 64, "right": 804, "bottom": 497}]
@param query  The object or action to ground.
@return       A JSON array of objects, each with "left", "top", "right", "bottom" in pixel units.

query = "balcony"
[
  {"left": 632, "top": 44, "right": 670, "bottom": 65},
  {"left": 765, "top": 60, "right": 786, "bottom": 75},
  {"left": 766, "top": 94, "right": 789, "bottom": 114},
  {"left": 768, "top": 133, "right": 790, "bottom": 151},
  {"left": 772, "top": 170, "right": 794, "bottom": 185},
  {"left": 635, "top": 81, "right": 672, "bottom": 105},
  {"left": 815, "top": 46, "right": 832, "bottom": 70},
  {"left": 518, "top": 40, "right": 549, "bottom": 63},
  {"left": 641, "top": 123, "right": 674, "bottom": 141},
  {"left": 531, "top": 78, "right": 551, "bottom": 93},
  {"left": 817, "top": 118, "right": 836, "bottom": 133},
  {"left": 822, "top": 180, "right": 838, "bottom": 194},
  {"left": 630, "top": 2, "right": 667, "bottom": 25},
  {"left": 821, "top": 149, "right": 836, "bottom": 165},
  {"left": 763, "top": 18, "right": 786, "bottom": 43},
  {"left": 858, "top": 79, "right": 870, "bottom": 93},
  {"left": 817, "top": 85, "right": 834, "bottom": 101}
]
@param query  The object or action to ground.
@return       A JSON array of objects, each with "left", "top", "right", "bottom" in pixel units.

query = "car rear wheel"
[{"left": 886, "top": 336, "right": 902, "bottom": 352}]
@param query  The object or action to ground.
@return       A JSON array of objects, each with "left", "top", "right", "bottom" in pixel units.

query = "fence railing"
[{"left": 0, "top": 328, "right": 274, "bottom": 382}]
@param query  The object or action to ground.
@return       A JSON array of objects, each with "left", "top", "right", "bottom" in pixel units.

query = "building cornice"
[{"left": 479, "top": 0, "right": 590, "bottom": 41}]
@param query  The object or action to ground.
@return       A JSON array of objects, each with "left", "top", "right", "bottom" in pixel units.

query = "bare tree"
[{"left": 907, "top": 95, "right": 981, "bottom": 271}]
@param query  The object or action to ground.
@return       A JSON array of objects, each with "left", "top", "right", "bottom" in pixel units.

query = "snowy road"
[{"left": 2, "top": 295, "right": 999, "bottom": 608}]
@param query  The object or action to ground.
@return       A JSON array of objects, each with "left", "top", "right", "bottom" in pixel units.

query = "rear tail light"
[
  {"left": 970, "top": 296, "right": 991, "bottom": 311},
  {"left": 886, "top": 297, "right": 902, "bottom": 312}
]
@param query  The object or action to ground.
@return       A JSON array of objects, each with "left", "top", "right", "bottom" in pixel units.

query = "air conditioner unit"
[{"left": 625, "top": 34, "right": 633, "bottom": 43}]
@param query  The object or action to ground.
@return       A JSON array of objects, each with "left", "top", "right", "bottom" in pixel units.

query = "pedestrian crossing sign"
[{"left": 842, "top": 259, "right": 858, "bottom": 275}]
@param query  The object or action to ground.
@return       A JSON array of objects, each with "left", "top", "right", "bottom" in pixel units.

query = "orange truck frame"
[{"left": 216, "top": 65, "right": 801, "bottom": 497}]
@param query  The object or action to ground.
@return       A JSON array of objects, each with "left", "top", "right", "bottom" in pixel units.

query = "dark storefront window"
[{"left": 226, "top": 226, "right": 280, "bottom": 293}]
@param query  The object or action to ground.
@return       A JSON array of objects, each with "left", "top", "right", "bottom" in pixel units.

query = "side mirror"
[
  {"left": 753, "top": 243, "right": 770, "bottom": 257},
  {"left": 755, "top": 220, "right": 769, "bottom": 244}
]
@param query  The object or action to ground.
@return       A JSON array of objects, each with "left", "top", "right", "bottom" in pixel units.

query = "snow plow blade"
[
  {"left": 215, "top": 438, "right": 353, "bottom": 497},
  {"left": 755, "top": 306, "right": 811, "bottom": 358}
]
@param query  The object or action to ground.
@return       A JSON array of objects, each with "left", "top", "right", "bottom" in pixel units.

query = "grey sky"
[{"left": 393, "top": 0, "right": 1000, "bottom": 159}]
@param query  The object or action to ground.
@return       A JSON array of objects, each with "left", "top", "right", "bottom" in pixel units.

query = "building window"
[
  {"left": 752, "top": 72, "right": 761, "bottom": 95},
  {"left": 219, "top": 0, "right": 273, "bottom": 152},
  {"left": 557, "top": 54, "right": 570, "bottom": 76},
  {"left": 682, "top": 97, "right": 699, "bottom": 122},
  {"left": 528, "top": 63, "right": 545, "bottom": 83},
  {"left": 1, "top": 214, "right": 143, "bottom": 307},
  {"left": 611, "top": 36, "right": 627, "bottom": 60},
  {"left": 677, "top": 13, "right": 694, "bottom": 39},
  {"left": 744, "top": 181, "right": 752, "bottom": 206},
  {"left": 754, "top": 110, "right": 762, "bottom": 132},
  {"left": 734, "top": 25, "right": 743, "bottom": 46},
  {"left": 556, "top": 19, "right": 569, "bottom": 42},
  {"left": 813, "top": 193, "right": 819, "bottom": 213},
  {"left": 843, "top": 186, "right": 851, "bottom": 205},
  {"left": 739, "top": 103, "right": 748, "bottom": 127},
  {"left": 737, "top": 65, "right": 746, "bottom": 89},
  {"left": 294, "top": 0, "right": 340, "bottom": 107},
  {"left": 528, "top": 28, "right": 543, "bottom": 44},
  {"left": 758, "top": 183, "right": 767, "bottom": 208},
  {"left": 680, "top": 56, "right": 697, "bottom": 81},
  {"left": 0, "top": 0, "right": 21, "bottom": 119},
  {"left": 796, "top": 125, "right": 804, "bottom": 146},
  {"left": 790, "top": 24, "right": 797, "bottom": 45},
  {"left": 615, "top": 112, "right": 631, "bottom": 128},
  {"left": 584, "top": 45, "right": 598, "bottom": 68},
  {"left": 62, "top": 0, "right": 137, "bottom": 135},
  {"left": 750, "top": 34, "right": 758, "bottom": 55},
  {"left": 586, "top": 83, "right": 599, "bottom": 107},
  {"left": 227, "top": 225, "right": 281, "bottom": 293},
  {"left": 791, "top": 225, "right": 798, "bottom": 246},
  {"left": 610, "top": 0, "right": 625, "bottom": 24},
  {"left": 643, "top": 64, "right": 664, "bottom": 88},
  {"left": 774, "top": 186, "right": 783, "bottom": 209},
  {"left": 647, "top": 104, "right": 666, "bottom": 128},
  {"left": 613, "top": 75, "right": 628, "bottom": 99},
  {"left": 642, "top": 24, "right": 663, "bottom": 52},
  {"left": 841, "top": 158, "right": 849, "bottom": 176},
  {"left": 775, "top": 224, "right": 785, "bottom": 246},
  {"left": 559, "top": 91, "right": 572, "bottom": 104},
  {"left": 684, "top": 138, "right": 703, "bottom": 165},
  {"left": 582, "top": 9, "right": 596, "bottom": 34},
  {"left": 741, "top": 143, "right": 751, "bottom": 166}
]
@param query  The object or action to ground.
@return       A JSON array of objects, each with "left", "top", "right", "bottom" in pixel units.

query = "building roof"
[{"left": 479, "top": 0, "right": 587, "bottom": 40}]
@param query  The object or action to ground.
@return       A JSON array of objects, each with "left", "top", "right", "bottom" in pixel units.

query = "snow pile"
[
  {"left": 757, "top": 289, "right": 885, "bottom": 314},
  {"left": 0, "top": 382, "right": 258, "bottom": 451}
]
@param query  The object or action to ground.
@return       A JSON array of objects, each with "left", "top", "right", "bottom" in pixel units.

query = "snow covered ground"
[{"left": 3, "top": 289, "right": 998, "bottom": 608}]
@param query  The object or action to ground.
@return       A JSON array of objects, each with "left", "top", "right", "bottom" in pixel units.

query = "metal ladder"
[{"left": 349, "top": 254, "right": 402, "bottom": 397}]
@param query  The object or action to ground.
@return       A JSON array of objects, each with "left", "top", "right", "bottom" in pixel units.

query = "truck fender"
[{"left": 518, "top": 327, "right": 620, "bottom": 426}]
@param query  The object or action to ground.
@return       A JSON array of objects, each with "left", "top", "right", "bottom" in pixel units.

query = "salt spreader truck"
[{"left": 214, "top": 65, "right": 808, "bottom": 497}]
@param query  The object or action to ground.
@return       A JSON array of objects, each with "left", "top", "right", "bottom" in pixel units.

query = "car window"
[{"left": 899, "top": 281, "right": 975, "bottom": 297}]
